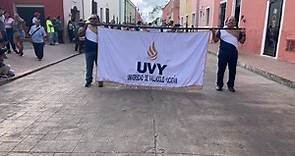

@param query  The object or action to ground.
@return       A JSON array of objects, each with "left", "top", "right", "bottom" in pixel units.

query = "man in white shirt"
[{"left": 211, "top": 16, "right": 246, "bottom": 92}]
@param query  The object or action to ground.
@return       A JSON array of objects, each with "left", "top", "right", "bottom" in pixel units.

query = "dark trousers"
[
  {"left": 217, "top": 48, "right": 238, "bottom": 88},
  {"left": 32, "top": 42, "right": 44, "bottom": 59},
  {"left": 58, "top": 30, "right": 64, "bottom": 43},
  {"left": 75, "top": 39, "right": 85, "bottom": 52},
  {"left": 5, "top": 28, "right": 16, "bottom": 51},
  {"left": 85, "top": 51, "right": 97, "bottom": 84}
]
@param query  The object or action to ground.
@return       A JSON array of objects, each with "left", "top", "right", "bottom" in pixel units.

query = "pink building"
[
  {"left": 162, "top": 0, "right": 180, "bottom": 25},
  {"left": 194, "top": 0, "right": 215, "bottom": 27},
  {"left": 209, "top": 0, "right": 295, "bottom": 63}
]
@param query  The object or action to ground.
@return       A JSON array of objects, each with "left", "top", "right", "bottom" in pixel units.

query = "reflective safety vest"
[{"left": 46, "top": 20, "right": 55, "bottom": 33}]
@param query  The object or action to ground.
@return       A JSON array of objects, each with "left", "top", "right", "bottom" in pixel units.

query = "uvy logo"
[
  {"left": 137, "top": 42, "right": 167, "bottom": 75},
  {"left": 147, "top": 42, "right": 158, "bottom": 60}
]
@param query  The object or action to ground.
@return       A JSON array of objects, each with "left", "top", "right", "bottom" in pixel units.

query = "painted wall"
[
  {"left": 197, "top": 0, "right": 214, "bottom": 27},
  {"left": 125, "top": 0, "right": 136, "bottom": 24},
  {"left": 185, "top": 0, "right": 192, "bottom": 26},
  {"left": 278, "top": 0, "right": 295, "bottom": 63},
  {"left": 162, "top": 0, "right": 180, "bottom": 25},
  {"left": 162, "top": 1, "right": 171, "bottom": 24},
  {"left": 238, "top": 0, "right": 267, "bottom": 55},
  {"left": 179, "top": 0, "right": 186, "bottom": 26},
  {"left": 15, "top": 0, "right": 63, "bottom": 19},
  {"left": 0, "top": 0, "right": 14, "bottom": 15},
  {"left": 172, "top": 0, "right": 180, "bottom": 24}
]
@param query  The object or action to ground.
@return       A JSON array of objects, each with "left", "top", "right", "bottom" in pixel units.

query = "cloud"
[{"left": 131, "top": 0, "right": 168, "bottom": 22}]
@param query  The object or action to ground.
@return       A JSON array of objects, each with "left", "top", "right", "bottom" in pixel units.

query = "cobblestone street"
[{"left": 0, "top": 54, "right": 295, "bottom": 156}]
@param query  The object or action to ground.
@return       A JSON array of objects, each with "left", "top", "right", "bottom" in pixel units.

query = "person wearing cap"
[
  {"left": 211, "top": 16, "right": 246, "bottom": 92},
  {"left": 75, "top": 19, "right": 86, "bottom": 53},
  {"left": 84, "top": 15, "right": 103, "bottom": 88}
]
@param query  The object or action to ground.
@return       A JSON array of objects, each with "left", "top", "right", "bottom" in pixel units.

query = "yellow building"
[{"left": 179, "top": 0, "right": 192, "bottom": 27}]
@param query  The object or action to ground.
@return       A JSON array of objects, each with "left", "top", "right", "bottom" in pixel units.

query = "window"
[
  {"left": 206, "top": 8, "right": 210, "bottom": 26},
  {"left": 219, "top": 2, "right": 226, "bottom": 27},
  {"left": 105, "top": 8, "right": 109, "bottom": 23},
  {"left": 92, "top": 0, "right": 97, "bottom": 14},
  {"left": 100, "top": 8, "right": 103, "bottom": 22},
  {"left": 192, "top": 13, "right": 196, "bottom": 27},
  {"left": 186, "top": 15, "right": 189, "bottom": 27},
  {"left": 235, "top": 0, "right": 241, "bottom": 27}
]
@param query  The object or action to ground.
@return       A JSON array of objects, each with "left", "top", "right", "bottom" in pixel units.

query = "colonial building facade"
[{"left": 163, "top": 0, "right": 295, "bottom": 63}]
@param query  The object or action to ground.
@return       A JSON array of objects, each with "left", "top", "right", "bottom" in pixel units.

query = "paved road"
[{"left": 0, "top": 54, "right": 295, "bottom": 156}]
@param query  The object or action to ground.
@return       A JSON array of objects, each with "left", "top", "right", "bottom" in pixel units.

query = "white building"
[
  {"left": 63, "top": 0, "right": 84, "bottom": 24},
  {"left": 63, "top": 0, "right": 138, "bottom": 24},
  {"left": 84, "top": 0, "right": 137, "bottom": 24}
]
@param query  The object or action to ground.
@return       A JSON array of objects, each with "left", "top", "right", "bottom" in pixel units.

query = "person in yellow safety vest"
[{"left": 46, "top": 16, "right": 55, "bottom": 45}]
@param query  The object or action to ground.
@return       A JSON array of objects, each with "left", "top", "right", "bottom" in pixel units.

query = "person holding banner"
[
  {"left": 84, "top": 15, "right": 103, "bottom": 88},
  {"left": 212, "top": 16, "right": 246, "bottom": 92}
]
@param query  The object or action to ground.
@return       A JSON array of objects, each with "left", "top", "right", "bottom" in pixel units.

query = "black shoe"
[
  {"left": 85, "top": 82, "right": 92, "bottom": 88},
  {"left": 7, "top": 50, "right": 11, "bottom": 54},
  {"left": 0, "top": 48, "right": 8, "bottom": 55},
  {"left": 13, "top": 49, "right": 19, "bottom": 54},
  {"left": 216, "top": 86, "right": 223, "bottom": 91},
  {"left": 228, "top": 87, "right": 236, "bottom": 92},
  {"left": 19, "top": 52, "right": 24, "bottom": 56},
  {"left": 98, "top": 81, "right": 103, "bottom": 87}
]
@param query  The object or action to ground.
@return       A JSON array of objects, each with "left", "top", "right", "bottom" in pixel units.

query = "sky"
[{"left": 131, "top": 0, "right": 168, "bottom": 22}]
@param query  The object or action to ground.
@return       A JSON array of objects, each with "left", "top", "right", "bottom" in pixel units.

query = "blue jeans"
[
  {"left": 54, "top": 32, "right": 58, "bottom": 43},
  {"left": 5, "top": 28, "right": 16, "bottom": 51},
  {"left": 48, "top": 32, "right": 54, "bottom": 44},
  {"left": 85, "top": 51, "right": 97, "bottom": 84}
]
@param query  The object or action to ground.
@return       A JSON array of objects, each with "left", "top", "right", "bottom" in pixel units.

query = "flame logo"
[{"left": 147, "top": 42, "right": 158, "bottom": 60}]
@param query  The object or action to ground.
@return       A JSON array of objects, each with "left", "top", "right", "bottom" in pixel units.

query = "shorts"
[{"left": 18, "top": 31, "right": 25, "bottom": 40}]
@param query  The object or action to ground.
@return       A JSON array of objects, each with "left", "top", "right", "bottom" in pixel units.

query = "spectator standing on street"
[
  {"left": 56, "top": 16, "right": 64, "bottom": 43},
  {"left": 0, "top": 8, "right": 8, "bottom": 51},
  {"left": 0, "top": 10, "right": 8, "bottom": 60},
  {"left": 46, "top": 16, "right": 55, "bottom": 45},
  {"left": 29, "top": 19, "right": 46, "bottom": 61},
  {"left": 211, "top": 16, "right": 246, "bottom": 92},
  {"left": 84, "top": 15, "right": 103, "bottom": 88},
  {"left": 52, "top": 17, "right": 59, "bottom": 44},
  {"left": 67, "top": 20, "right": 75, "bottom": 42},
  {"left": 4, "top": 12, "right": 18, "bottom": 54},
  {"left": 75, "top": 19, "right": 85, "bottom": 53},
  {"left": 13, "top": 14, "right": 26, "bottom": 56}
]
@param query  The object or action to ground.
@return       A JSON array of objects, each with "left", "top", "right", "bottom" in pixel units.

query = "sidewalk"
[
  {"left": 208, "top": 43, "right": 295, "bottom": 88},
  {"left": 0, "top": 42, "right": 80, "bottom": 85}
]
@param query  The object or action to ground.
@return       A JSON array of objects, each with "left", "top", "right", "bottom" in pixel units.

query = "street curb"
[
  {"left": 208, "top": 51, "right": 295, "bottom": 89},
  {"left": 0, "top": 53, "right": 81, "bottom": 86}
]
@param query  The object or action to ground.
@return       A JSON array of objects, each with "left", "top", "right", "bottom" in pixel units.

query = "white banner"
[{"left": 98, "top": 28, "right": 210, "bottom": 88}]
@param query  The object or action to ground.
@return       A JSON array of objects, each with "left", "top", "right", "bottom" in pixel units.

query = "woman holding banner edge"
[
  {"left": 211, "top": 16, "right": 246, "bottom": 92},
  {"left": 84, "top": 15, "right": 103, "bottom": 88}
]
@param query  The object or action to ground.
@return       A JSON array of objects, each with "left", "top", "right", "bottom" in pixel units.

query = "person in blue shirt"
[
  {"left": 211, "top": 16, "right": 246, "bottom": 92},
  {"left": 29, "top": 19, "right": 46, "bottom": 61}
]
